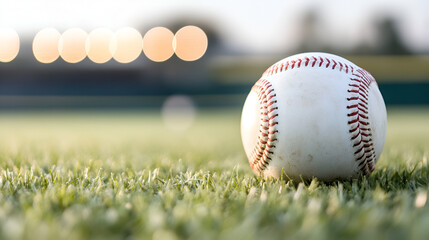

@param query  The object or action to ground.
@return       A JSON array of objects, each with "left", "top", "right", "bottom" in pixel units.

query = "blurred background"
[{"left": 0, "top": 0, "right": 428, "bottom": 115}]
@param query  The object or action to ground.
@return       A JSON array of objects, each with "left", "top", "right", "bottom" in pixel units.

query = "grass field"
[{"left": 0, "top": 107, "right": 428, "bottom": 240}]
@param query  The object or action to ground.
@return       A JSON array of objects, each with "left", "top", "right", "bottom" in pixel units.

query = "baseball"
[{"left": 241, "top": 52, "right": 387, "bottom": 181}]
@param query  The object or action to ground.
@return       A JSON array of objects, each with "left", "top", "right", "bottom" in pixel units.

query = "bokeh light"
[
  {"left": 86, "top": 28, "right": 114, "bottom": 64},
  {"left": 173, "top": 26, "right": 208, "bottom": 61},
  {"left": 142, "top": 27, "right": 174, "bottom": 62},
  {"left": 111, "top": 27, "right": 143, "bottom": 64},
  {"left": 162, "top": 95, "right": 196, "bottom": 132},
  {"left": 0, "top": 28, "right": 20, "bottom": 63},
  {"left": 59, "top": 28, "right": 88, "bottom": 63},
  {"left": 32, "top": 28, "right": 61, "bottom": 64}
]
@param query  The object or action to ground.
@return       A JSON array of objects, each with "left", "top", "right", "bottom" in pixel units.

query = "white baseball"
[{"left": 241, "top": 52, "right": 387, "bottom": 181}]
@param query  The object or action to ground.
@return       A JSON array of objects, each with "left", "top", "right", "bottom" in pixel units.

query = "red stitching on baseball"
[
  {"left": 356, "top": 153, "right": 365, "bottom": 161},
  {"left": 304, "top": 57, "right": 310, "bottom": 66},
  {"left": 325, "top": 58, "right": 331, "bottom": 68},
  {"left": 347, "top": 68, "right": 376, "bottom": 175},
  {"left": 351, "top": 133, "right": 360, "bottom": 140},
  {"left": 249, "top": 79, "right": 279, "bottom": 172},
  {"left": 332, "top": 60, "right": 337, "bottom": 70},
  {"left": 359, "top": 98, "right": 368, "bottom": 105},
  {"left": 359, "top": 120, "right": 370, "bottom": 125},
  {"left": 349, "top": 125, "right": 359, "bottom": 132},
  {"left": 359, "top": 113, "right": 368, "bottom": 119},
  {"left": 354, "top": 146, "right": 365, "bottom": 154},
  {"left": 318, "top": 57, "right": 323, "bottom": 67},
  {"left": 348, "top": 111, "right": 359, "bottom": 117},
  {"left": 347, "top": 104, "right": 358, "bottom": 109},
  {"left": 252, "top": 55, "right": 377, "bottom": 175},
  {"left": 359, "top": 103, "right": 368, "bottom": 109},
  {"left": 359, "top": 92, "right": 368, "bottom": 100}
]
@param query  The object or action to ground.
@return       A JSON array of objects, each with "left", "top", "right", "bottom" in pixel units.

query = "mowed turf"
[{"left": 0, "top": 108, "right": 428, "bottom": 240}]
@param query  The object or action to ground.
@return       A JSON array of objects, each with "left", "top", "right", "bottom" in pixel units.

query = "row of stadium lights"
[{"left": 0, "top": 26, "right": 208, "bottom": 64}]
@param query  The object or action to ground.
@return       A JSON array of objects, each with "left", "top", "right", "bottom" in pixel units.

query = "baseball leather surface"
[{"left": 241, "top": 52, "right": 387, "bottom": 181}]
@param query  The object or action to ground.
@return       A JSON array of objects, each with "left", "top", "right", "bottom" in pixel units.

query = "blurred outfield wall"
[{"left": 0, "top": 55, "right": 428, "bottom": 109}]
